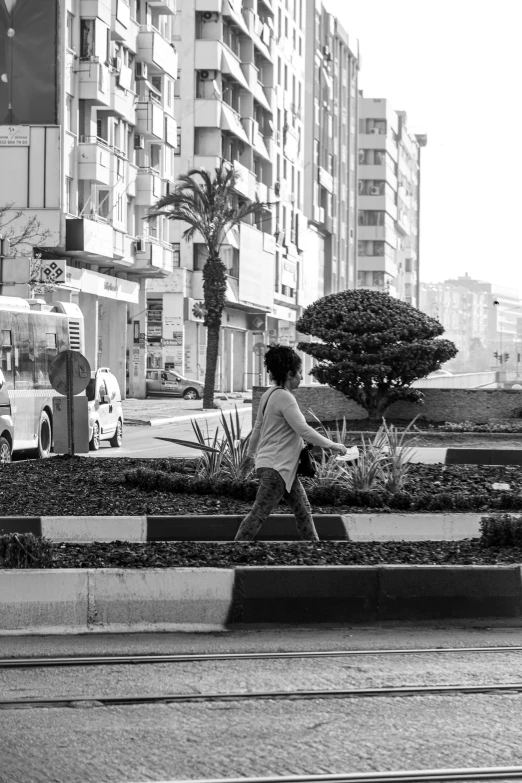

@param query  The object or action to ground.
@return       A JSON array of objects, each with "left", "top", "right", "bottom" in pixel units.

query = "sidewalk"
[{"left": 122, "top": 394, "right": 252, "bottom": 426}]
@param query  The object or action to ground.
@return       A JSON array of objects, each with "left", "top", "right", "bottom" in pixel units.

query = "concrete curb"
[
  {"left": 231, "top": 565, "right": 522, "bottom": 625},
  {"left": 0, "top": 568, "right": 235, "bottom": 635},
  {"left": 2, "top": 565, "right": 521, "bottom": 634},
  {"left": 124, "top": 410, "right": 225, "bottom": 427},
  {"left": 0, "top": 513, "right": 487, "bottom": 542}
]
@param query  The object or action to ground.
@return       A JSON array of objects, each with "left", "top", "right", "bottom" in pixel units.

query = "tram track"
[
  {"left": 127, "top": 767, "right": 522, "bottom": 782},
  {"left": 2, "top": 644, "right": 522, "bottom": 669},
  {"left": 4, "top": 680, "right": 522, "bottom": 709}
]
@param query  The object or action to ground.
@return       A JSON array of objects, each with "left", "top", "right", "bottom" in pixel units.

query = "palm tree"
[{"left": 146, "top": 163, "right": 270, "bottom": 408}]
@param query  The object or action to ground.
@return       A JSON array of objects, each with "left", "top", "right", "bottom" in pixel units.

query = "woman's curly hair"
[{"left": 264, "top": 344, "right": 302, "bottom": 386}]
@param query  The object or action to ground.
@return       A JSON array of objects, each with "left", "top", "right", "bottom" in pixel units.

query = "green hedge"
[
  {"left": 480, "top": 514, "right": 522, "bottom": 547},
  {"left": 124, "top": 468, "right": 522, "bottom": 512},
  {"left": 0, "top": 533, "right": 53, "bottom": 568}
]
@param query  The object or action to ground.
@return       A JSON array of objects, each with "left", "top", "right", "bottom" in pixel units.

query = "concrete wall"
[{"left": 252, "top": 385, "right": 522, "bottom": 423}]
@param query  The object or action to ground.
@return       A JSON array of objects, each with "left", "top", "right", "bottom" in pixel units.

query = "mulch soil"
[
  {"left": 47, "top": 540, "right": 522, "bottom": 568},
  {"left": 3, "top": 457, "right": 522, "bottom": 567},
  {"left": 1, "top": 456, "right": 522, "bottom": 517}
]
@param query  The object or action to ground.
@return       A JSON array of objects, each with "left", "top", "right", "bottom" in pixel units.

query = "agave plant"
[
  {"left": 338, "top": 433, "right": 387, "bottom": 492},
  {"left": 373, "top": 416, "right": 418, "bottom": 494},
  {"left": 219, "top": 407, "right": 253, "bottom": 480},
  {"left": 154, "top": 406, "right": 252, "bottom": 480}
]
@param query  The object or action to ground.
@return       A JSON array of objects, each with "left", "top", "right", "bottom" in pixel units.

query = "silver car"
[
  {"left": 86, "top": 368, "right": 124, "bottom": 450},
  {"left": 146, "top": 369, "right": 204, "bottom": 400}
]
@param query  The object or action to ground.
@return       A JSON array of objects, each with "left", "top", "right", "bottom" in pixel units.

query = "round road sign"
[
  {"left": 253, "top": 342, "right": 267, "bottom": 356},
  {"left": 49, "top": 350, "right": 91, "bottom": 396}
]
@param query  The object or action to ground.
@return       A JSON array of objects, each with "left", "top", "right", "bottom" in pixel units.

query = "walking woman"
[{"left": 235, "top": 345, "right": 349, "bottom": 542}]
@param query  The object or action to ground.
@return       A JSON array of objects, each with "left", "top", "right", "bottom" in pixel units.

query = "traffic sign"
[
  {"left": 49, "top": 350, "right": 91, "bottom": 396},
  {"left": 253, "top": 342, "right": 267, "bottom": 356}
]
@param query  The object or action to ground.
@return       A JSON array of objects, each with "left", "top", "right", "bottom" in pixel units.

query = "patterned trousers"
[{"left": 234, "top": 467, "right": 319, "bottom": 542}]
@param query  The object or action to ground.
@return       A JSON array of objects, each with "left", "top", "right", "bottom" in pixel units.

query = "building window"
[
  {"left": 172, "top": 243, "right": 180, "bottom": 267},
  {"left": 80, "top": 19, "right": 95, "bottom": 58},
  {"left": 97, "top": 189, "right": 110, "bottom": 219},
  {"left": 66, "top": 177, "right": 74, "bottom": 215},
  {"left": 194, "top": 243, "right": 209, "bottom": 271},
  {"left": 65, "top": 95, "right": 73, "bottom": 133}
]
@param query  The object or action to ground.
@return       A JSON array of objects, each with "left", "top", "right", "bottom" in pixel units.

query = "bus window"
[
  {"left": 34, "top": 328, "right": 57, "bottom": 389},
  {"left": 15, "top": 316, "right": 35, "bottom": 390},
  {"left": 1, "top": 330, "right": 13, "bottom": 390}
]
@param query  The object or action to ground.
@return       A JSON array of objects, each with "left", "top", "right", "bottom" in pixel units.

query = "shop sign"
[
  {"left": 247, "top": 313, "right": 267, "bottom": 331},
  {"left": 0, "top": 126, "right": 30, "bottom": 146}
]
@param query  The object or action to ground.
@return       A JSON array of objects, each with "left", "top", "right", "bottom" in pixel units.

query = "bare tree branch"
[{"left": 0, "top": 202, "right": 51, "bottom": 253}]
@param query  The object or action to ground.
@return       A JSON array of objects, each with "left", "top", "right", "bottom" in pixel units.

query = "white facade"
[
  {"left": 357, "top": 95, "right": 426, "bottom": 307},
  {"left": 0, "top": 0, "right": 178, "bottom": 397}
]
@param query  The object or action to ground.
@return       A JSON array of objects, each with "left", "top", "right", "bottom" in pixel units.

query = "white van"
[{"left": 86, "top": 368, "right": 123, "bottom": 450}]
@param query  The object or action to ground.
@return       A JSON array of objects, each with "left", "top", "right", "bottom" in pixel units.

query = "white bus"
[{"left": 0, "top": 297, "right": 85, "bottom": 462}]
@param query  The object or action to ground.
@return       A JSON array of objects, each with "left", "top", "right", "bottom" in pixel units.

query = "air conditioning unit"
[
  {"left": 274, "top": 230, "right": 285, "bottom": 245},
  {"left": 134, "top": 134, "right": 145, "bottom": 149},
  {"left": 370, "top": 128, "right": 380, "bottom": 135},
  {"left": 199, "top": 69, "right": 217, "bottom": 81},
  {"left": 135, "top": 62, "right": 148, "bottom": 79},
  {"left": 370, "top": 186, "right": 380, "bottom": 195},
  {"left": 202, "top": 11, "right": 219, "bottom": 21},
  {"left": 274, "top": 181, "right": 280, "bottom": 196}
]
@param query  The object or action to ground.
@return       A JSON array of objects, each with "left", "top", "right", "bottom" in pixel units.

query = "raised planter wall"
[{"left": 252, "top": 386, "right": 522, "bottom": 424}]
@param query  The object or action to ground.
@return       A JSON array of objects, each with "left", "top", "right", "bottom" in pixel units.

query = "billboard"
[{"left": 0, "top": 0, "right": 57, "bottom": 124}]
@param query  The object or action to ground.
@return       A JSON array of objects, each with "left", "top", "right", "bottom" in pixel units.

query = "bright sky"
[{"left": 325, "top": 0, "right": 522, "bottom": 294}]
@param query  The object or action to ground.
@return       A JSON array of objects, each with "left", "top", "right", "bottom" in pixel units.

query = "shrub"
[
  {"left": 480, "top": 514, "right": 522, "bottom": 547},
  {"left": 296, "top": 289, "right": 457, "bottom": 419},
  {"left": 0, "top": 533, "right": 53, "bottom": 568}
]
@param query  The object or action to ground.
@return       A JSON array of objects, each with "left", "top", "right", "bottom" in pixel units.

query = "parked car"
[
  {"left": 86, "top": 368, "right": 123, "bottom": 451},
  {"left": 146, "top": 369, "right": 204, "bottom": 400}
]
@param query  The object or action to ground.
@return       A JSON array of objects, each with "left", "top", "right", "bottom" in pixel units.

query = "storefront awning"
[{"left": 221, "top": 103, "right": 249, "bottom": 143}]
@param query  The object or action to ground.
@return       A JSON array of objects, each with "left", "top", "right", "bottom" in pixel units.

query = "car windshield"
[{"left": 86, "top": 379, "right": 96, "bottom": 401}]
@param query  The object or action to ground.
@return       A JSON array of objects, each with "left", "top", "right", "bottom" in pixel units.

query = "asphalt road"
[
  {"left": 88, "top": 408, "right": 253, "bottom": 460},
  {"left": 3, "top": 627, "right": 522, "bottom": 782}
]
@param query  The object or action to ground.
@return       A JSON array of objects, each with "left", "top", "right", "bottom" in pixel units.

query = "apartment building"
[
  {"left": 420, "top": 274, "right": 522, "bottom": 372},
  {"left": 303, "top": 0, "right": 359, "bottom": 302},
  {"left": 357, "top": 95, "right": 426, "bottom": 307},
  {"left": 143, "top": 0, "right": 308, "bottom": 391},
  {"left": 0, "top": 0, "right": 178, "bottom": 397}
]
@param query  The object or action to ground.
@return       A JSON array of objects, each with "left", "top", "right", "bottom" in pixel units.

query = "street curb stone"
[
  {"left": 0, "top": 513, "right": 486, "bottom": 542},
  {"left": 2, "top": 565, "right": 521, "bottom": 635}
]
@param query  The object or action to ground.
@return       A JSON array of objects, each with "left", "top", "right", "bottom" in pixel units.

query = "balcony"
[
  {"left": 135, "top": 97, "right": 165, "bottom": 139},
  {"left": 127, "top": 162, "right": 138, "bottom": 197},
  {"left": 232, "top": 160, "right": 256, "bottom": 199},
  {"left": 357, "top": 225, "right": 387, "bottom": 241},
  {"left": 133, "top": 236, "right": 172, "bottom": 275},
  {"left": 194, "top": 97, "right": 221, "bottom": 127},
  {"left": 137, "top": 25, "right": 178, "bottom": 78},
  {"left": 136, "top": 167, "right": 164, "bottom": 206},
  {"left": 318, "top": 166, "right": 333, "bottom": 193},
  {"left": 256, "top": 181, "right": 268, "bottom": 202},
  {"left": 359, "top": 134, "right": 398, "bottom": 162},
  {"left": 147, "top": 0, "right": 176, "bottom": 14},
  {"left": 99, "top": 73, "right": 136, "bottom": 123},
  {"left": 78, "top": 137, "right": 112, "bottom": 185},
  {"left": 80, "top": 0, "right": 111, "bottom": 26},
  {"left": 77, "top": 59, "right": 111, "bottom": 106},
  {"left": 112, "top": 230, "right": 135, "bottom": 264},
  {"left": 65, "top": 217, "right": 114, "bottom": 260},
  {"left": 357, "top": 256, "right": 397, "bottom": 275}
]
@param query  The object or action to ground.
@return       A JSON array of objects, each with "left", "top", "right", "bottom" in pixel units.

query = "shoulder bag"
[{"left": 261, "top": 388, "right": 316, "bottom": 479}]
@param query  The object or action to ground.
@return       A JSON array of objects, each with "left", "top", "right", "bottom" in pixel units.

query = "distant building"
[
  {"left": 357, "top": 95, "right": 426, "bottom": 306},
  {"left": 303, "top": 0, "right": 359, "bottom": 300},
  {"left": 420, "top": 273, "right": 522, "bottom": 372}
]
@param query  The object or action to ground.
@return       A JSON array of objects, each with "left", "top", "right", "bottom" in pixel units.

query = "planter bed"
[
  {"left": 2, "top": 456, "right": 522, "bottom": 516},
  {"left": 16, "top": 539, "right": 522, "bottom": 569}
]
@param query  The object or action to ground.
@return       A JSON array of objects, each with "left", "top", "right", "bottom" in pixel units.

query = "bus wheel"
[
  {"left": 0, "top": 437, "right": 11, "bottom": 463},
  {"left": 89, "top": 422, "right": 100, "bottom": 451},
  {"left": 38, "top": 412, "right": 52, "bottom": 459}
]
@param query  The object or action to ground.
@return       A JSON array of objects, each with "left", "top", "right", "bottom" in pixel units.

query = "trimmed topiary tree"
[{"left": 296, "top": 289, "right": 458, "bottom": 420}]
